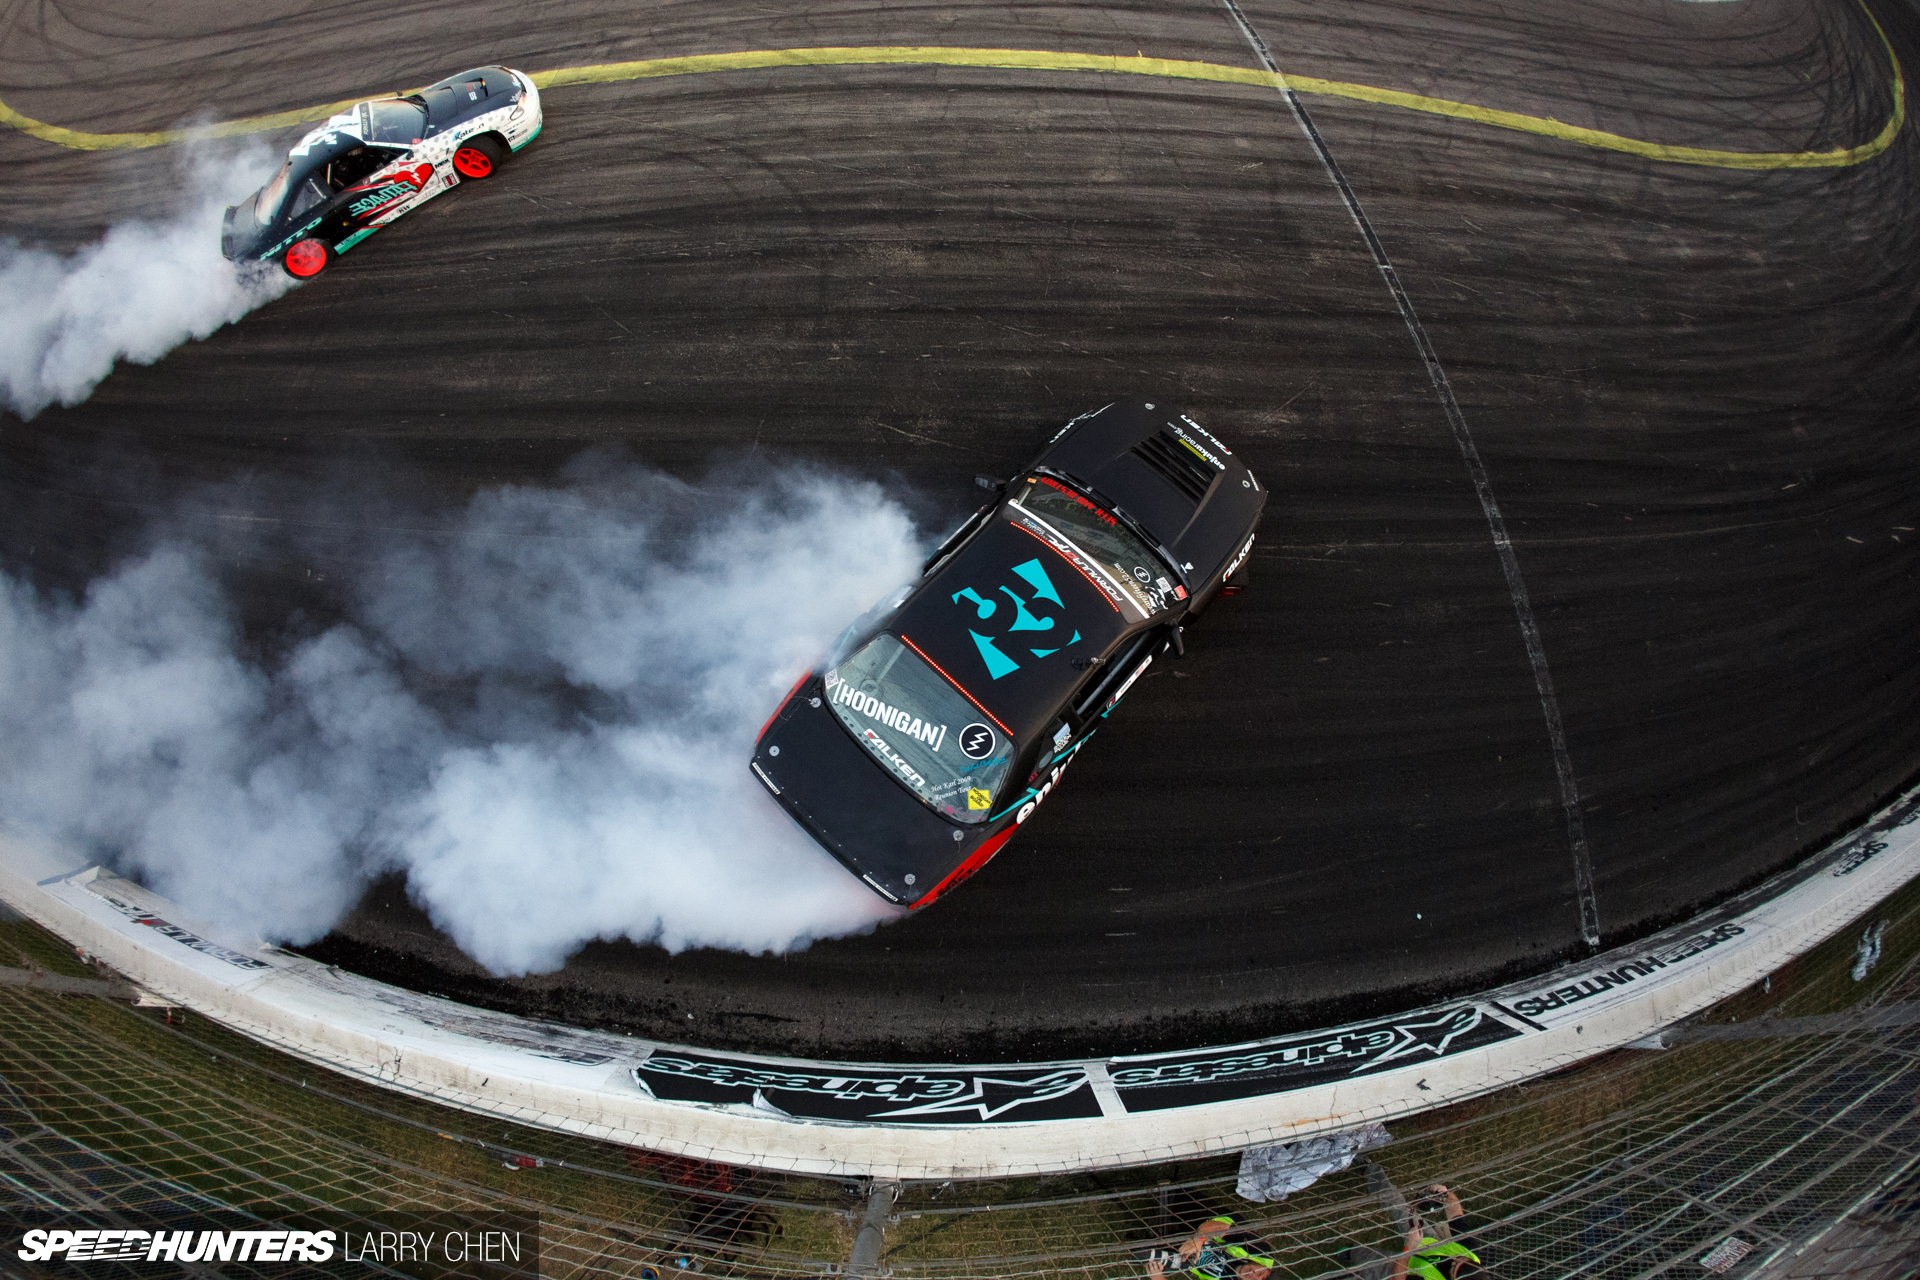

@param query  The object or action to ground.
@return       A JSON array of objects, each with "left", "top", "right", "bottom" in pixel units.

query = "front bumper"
[{"left": 506, "top": 70, "right": 544, "bottom": 151}]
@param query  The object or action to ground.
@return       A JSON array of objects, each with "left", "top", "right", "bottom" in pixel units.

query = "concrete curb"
[{"left": 1, "top": 785, "right": 1914, "bottom": 1179}]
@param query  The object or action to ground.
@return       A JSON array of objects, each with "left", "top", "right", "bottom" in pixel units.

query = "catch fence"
[{"left": 0, "top": 872, "right": 1916, "bottom": 1279}]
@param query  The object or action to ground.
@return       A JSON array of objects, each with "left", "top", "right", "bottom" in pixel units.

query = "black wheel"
[
  {"left": 452, "top": 135, "right": 508, "bottom": 179},
  {"left": 281, "top": 238, "right": 331, "bottom": 279}
]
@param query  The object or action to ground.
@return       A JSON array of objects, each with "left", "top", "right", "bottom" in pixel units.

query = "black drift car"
[{"left": 751, "top": 399, "right": 1266, "bottom": 909}]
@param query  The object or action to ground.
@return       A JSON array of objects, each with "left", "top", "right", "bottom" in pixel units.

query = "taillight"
[
  {"left": 757, "top": 671, "right": 812, "bottom": 743},
  {"left": 910, "top": 828, "right": 1017, "bottom": 909}
]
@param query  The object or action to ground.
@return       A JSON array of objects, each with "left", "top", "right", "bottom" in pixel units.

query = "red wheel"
[
  {"left": 282, "top": 239, "right": 330, "bottom": 279},
  {"left": 453, "top": 135, "right": 506, "bottom": 179}
]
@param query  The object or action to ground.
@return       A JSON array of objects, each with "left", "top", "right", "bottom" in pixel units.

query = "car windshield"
[
  {"left": 1009, "top": 474, "right": 1182, "bottom": 616},
  {"left": 826, "top": 633, "right": 1015, "bottom": 825},
  {"left": 367, "top": 98, "right": 427, "bottom": 143}
]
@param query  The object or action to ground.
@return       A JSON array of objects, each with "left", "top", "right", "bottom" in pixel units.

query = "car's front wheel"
[
  {"left": 282, "top": 239, "right": 331, "bottom": 279},
  {"left": 452, "top": 135, "right": 507, "bottom": 179}
]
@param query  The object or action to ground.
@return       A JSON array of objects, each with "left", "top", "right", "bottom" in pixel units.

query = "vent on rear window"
[{"left": 1131, "top": 430, "right": 1218, "bottom": 504}]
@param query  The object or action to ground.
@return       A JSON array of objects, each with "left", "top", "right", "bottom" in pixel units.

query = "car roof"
[
  {"left": 281, "top": 122, "right": 367, "bottom": 174},
  {"left": 887, "top": 511, "right": 1139, "bottom": 745}
]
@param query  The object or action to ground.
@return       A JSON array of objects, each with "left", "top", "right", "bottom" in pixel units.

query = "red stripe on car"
[{"left": 897, "top": 635, "right": 1012, "bottom": 736}]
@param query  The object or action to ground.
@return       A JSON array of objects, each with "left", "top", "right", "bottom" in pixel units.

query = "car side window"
[
  {"left": 286, "top": 175, "right": 332, "bottom": 217},
  {"left": 1072, "top": 630, "right": 1155, "bottom": 719},
  {"left": 325, "top": 147, "right": 401, "bottom": 191}
]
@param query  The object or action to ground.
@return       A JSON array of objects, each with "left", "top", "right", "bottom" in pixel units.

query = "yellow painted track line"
[
  {"left": 0, "top": 21, "right": 1904, "bottom": 170},
  {"left": 0, "top": 95, "right": 366, "bottom": 151}
]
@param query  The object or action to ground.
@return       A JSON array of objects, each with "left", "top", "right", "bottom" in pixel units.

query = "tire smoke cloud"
[
  {"left": 0, "top": 458, "right": 921, "bottom": 972},
  {"left": 0, "top": 141, "right": 293, "bottom": 420}
]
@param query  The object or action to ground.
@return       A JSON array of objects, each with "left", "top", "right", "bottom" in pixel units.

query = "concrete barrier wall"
[{"left": 1, "top": 785, "right": 1914, "bottom": 1179}]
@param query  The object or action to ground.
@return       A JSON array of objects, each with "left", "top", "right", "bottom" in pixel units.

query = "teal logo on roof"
[{"left": 952, "top": 558, "right": 1081, "bottom": 680}]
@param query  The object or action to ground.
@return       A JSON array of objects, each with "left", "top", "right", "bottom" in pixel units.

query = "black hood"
[
  {"left": 419, "top": 67, "right": 523, "bottom": 131},
  {"left": 1033, "top": 398, "right": 1265, "bottom": 584}
]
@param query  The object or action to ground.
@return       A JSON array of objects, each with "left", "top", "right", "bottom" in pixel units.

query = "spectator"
[
  {"left": 1145, "top": 1216, "right": 1275, "bottom": 1280},
  {"left": 1406, "top": 1184, "right": 1489, "bottom": 1278},
  {"left": 1340, "top": 1175, "right": 1489, "bottom": 1279}
]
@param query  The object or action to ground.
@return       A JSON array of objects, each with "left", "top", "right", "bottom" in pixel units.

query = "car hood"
[
  {"left": 419, "top": 66, "right": 524, "bottom": 131},
  {"left": 1034, "top": 398, "right": 1266, "bottom": 584}
]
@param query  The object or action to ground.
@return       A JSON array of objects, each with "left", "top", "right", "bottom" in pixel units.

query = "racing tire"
[
  {"left": 281, "top": 239, "right": 331, "bottom": 279},
  {"left": 453, "top": 135, "right": 507, "bottom": 179}
]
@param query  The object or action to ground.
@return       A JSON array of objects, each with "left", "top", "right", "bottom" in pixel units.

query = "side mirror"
[
  {"left": 975, "top": 475, "right": 1004, "bottom": 492},
  {"left": 1168, "top": 625, "right": 1186, "bottom": 659}
]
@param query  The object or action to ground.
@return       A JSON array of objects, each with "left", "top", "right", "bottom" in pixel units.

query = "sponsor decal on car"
[
  {"left": 958, "top": 723, "right": 996, "bottom": 759},
  {"left": 262, "top": 214, "right": 328, "bottom": 261},
  {"left": 1177, "top": 413, "right": 1234, "bottom": 457},
  {"left": 1100, "top": 653, "right": 1153, "bottom": 717},
  {"left": 862, "top": 729, "right": 926, "bottom": 788},
  {"left": 1224, "top": 534, "right": 1255, "bottom": 580},
  {"left": 951, "top": 556, "right": 1081, "bottom": 679},
  {"left": 831, "top": 681, "right": 948, "bottom": 751},
  {"left": 1000, "top": 748, "right": 1079, "bottom": 825},
  {"left": 967, "top": 788, "right": 993, "bottom": 810},
  {"left": 1166, "top": 419, "right": 1227, "bottom": 470},
  {"left": 346, "top": 164, "right": 434, "bottom": 220}
]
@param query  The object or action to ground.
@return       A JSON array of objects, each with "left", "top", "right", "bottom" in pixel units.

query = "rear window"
[
  {"left": 253, "top": 159, "right": 297, "bottom": 222},
  {"left": 826, "top": 634, "right": 1014, "bottom": 824}
]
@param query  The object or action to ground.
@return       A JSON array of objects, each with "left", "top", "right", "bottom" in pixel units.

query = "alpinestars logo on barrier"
[
  {"left": 631, "top": 1056, "right": 1102, "bottom": 1123},
  {"left": 860, "top": 1069, "right": 1089, "bottom": 1121},
  {"left": 1112, "top": 1006, "right": 1487, "bottom": 1091},
  {"left": 1106, "top": 1004, "right": 1525, "bottom": 1112}
]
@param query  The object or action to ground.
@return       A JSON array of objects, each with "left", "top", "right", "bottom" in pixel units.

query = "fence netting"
[{"left": 1, "top": 872, "right": 1916, "bottom": 1279}]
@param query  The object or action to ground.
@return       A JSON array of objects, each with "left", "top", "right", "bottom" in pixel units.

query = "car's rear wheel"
[
  {"left": 452, "top": 135, "right": 507, "bottom": 179},
  {"left": 282, "top": 239, "right": 331, "bottom": 279}
]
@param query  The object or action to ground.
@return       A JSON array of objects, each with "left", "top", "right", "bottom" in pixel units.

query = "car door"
[
  {"left": 1069, "top": 626, "right": 1162, "bottom": 727},
  {"left": 330, "top": 145, "right": 431, "bottom": 229}
]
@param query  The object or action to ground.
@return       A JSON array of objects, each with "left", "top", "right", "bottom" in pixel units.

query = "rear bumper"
[{"left": 751, "top": 677, "right": 986, "bottom": 905}]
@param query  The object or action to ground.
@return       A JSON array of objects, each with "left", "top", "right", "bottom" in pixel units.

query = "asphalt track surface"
[{"left": 4, "top": 0, "right": 1918, "bottom": 1061}]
